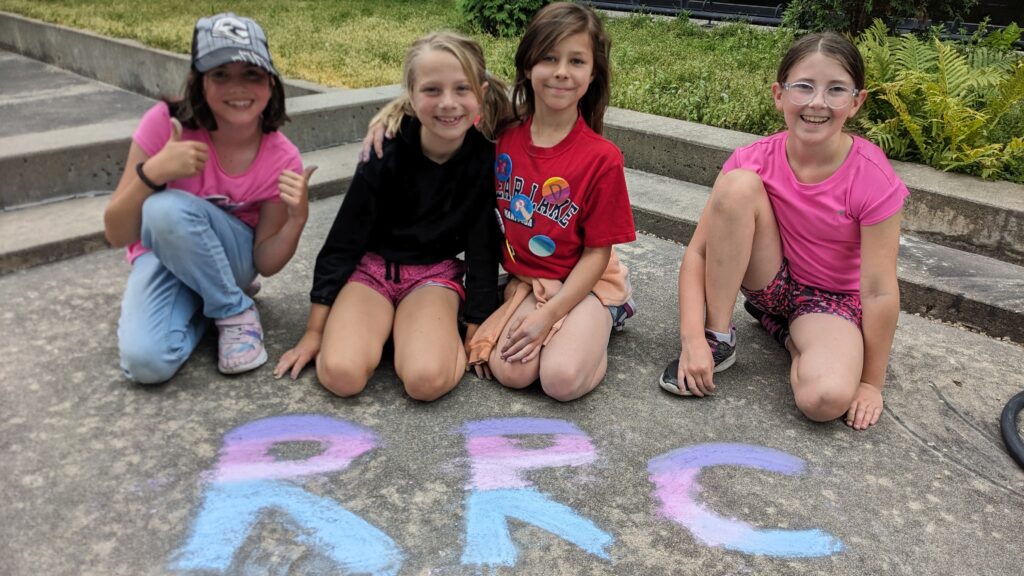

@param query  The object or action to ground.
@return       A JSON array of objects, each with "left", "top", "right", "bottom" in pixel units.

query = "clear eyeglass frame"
[{"left": 782, "top": 82, "right": 860, "bottom": 109}]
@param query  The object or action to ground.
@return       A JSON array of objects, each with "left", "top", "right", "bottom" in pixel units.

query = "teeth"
[
  {"left": 227, "top": 100, "right": 252, "bottom": 108},
  {"left": 802, "top": 115, "right": 829, "bottom": 124}
]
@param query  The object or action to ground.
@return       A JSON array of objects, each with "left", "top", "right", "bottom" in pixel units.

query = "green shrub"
[
  {"left": 457, "top": 0, "right": 548, "bottom": 37},
  {"left": 856, "top": 20, "right": 1024, "bottom": 182},
  {"left": 783, "top": 0, "right": 978, "bottom": 34}
]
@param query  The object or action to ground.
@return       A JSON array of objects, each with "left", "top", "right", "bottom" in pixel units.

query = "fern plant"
[{"left": 856, "top": 20, "right": 1024, "bottom": 183}]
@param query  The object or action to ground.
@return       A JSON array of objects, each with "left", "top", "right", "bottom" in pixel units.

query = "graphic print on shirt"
[
  {"left": 495, "top": 153, "right": 512, "bottom": 183},
  {"left": 496, "top": 176, "right": 581, "bottom": 231}
]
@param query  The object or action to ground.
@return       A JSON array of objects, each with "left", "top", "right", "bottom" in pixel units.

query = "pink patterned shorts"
[
  {"left": 740, "top": 259, "right": 862, "bottom": 328},
  {"left": 348, "top": 252, "right": 465, "bottom": 307}
]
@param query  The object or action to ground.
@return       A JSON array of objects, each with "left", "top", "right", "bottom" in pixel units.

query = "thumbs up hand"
[
  {"left": 146, "top": 117, "right": 210, "bottom": 185},
  {"left": 278, "top": 164, "right": 317, "bottom": 222}
]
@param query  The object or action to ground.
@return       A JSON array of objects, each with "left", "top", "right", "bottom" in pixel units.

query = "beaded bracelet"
[{"left": 135, "top": 161, "right": 166, "bottom": 192}]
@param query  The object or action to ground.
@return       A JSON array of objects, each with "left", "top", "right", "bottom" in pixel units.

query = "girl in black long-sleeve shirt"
[{"left": 275, "top": 32, "right": 511, "bottom": 401}]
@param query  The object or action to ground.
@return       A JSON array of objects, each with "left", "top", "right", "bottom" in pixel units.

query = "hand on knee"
[{"left": 316, "top": 357, "right": 370, "bottom": 398}]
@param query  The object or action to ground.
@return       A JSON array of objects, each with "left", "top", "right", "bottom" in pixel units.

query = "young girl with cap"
[{"left": 105, "top": 12, "right": 314, "bottom": 383}]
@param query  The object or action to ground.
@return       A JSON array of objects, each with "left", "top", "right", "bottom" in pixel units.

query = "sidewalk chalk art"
[
  {"left": 170, "top": 416, "right": 844, "bottom": 572},
  {"left": 648, "top": 443, "right": 844, "bottom": 557},
  {"left": 460, "top": 418, "right": 613, "bottom": 566},
  {"left": 170, "top": 415, "right": 403, "bottom": 575}
]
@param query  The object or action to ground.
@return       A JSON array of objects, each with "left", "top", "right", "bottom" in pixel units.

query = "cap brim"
[{"left": 193, "top": 47, "right": 278, "bottom": 77}]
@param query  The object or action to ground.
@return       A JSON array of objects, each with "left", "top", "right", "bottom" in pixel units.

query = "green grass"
[{"left": 0, "top": 1, "right": 787, "bottom": 135}]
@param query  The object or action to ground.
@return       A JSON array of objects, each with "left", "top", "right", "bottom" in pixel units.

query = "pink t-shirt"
[
  {"left": 722, "top": 131, "right": 908, "bottom": 294},
  {"left": 126, "top": 102, "right": 302, "bottom": 263}
]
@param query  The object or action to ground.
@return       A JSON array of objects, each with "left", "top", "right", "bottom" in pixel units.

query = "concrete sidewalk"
[
  {"left": 1, "top": 12, "right": 1023, "bottom": 575},
  {"left": 1, "top": 194, "right": 1022, "bottom": 576}
]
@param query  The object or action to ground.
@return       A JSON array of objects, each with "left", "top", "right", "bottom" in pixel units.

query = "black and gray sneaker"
[
  {"left": 658, "top": 328, "right": 736, "bottom": 396},
  {"left": 743, "top": 300, "right": 790, "bottom": 348}
]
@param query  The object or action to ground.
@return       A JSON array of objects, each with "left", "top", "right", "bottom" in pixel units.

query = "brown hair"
[
  {"left": 776, "top": 32, "right": 865, "bottom": 90},
  {"left": 397, "top": 31, "right": 513, "bottom": 141},
  {"left": 167, "top": 66, "right": 289, "bottom": 133},
  {"left": 512, "top": 2, "right": 611, "bottom": 134}
]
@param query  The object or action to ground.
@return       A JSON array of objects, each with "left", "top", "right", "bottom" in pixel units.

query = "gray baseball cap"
[{"left": 191, "top": 12, "right": 278, "bottom": 77}]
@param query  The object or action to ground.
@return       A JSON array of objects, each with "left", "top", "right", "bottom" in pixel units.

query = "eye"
[
  {"left": 826, "top": 85, "right": 853, "bottom": 96},
  {"left": 244, "top": 70, "right": 268, "bottom": 82},
  {"left": 542, "top": 55, "right": 557, "bottom": 63},
  {"left": 456, "top": 85, "right": 472, "bottom": 94},
  {"left": 208, "top": 70, "right": 230, "bottom": 81},
  {"left": 790, "top": 82, "right": 815, "bottom": 94},
  {"left": 571, "top": 57, "right": 587, "bottom": 65},
  {"left": 420, "top": 86, "right": 440, "bottom": 94}
]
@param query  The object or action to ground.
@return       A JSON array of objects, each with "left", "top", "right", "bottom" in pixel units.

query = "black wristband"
[{"left": 135, "top": 161, "right": 166, "bottom": 192}]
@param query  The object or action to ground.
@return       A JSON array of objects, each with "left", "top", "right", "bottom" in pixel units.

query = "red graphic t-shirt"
[{"left": 495, "top": 116, "right": 636, "bottom": 280}]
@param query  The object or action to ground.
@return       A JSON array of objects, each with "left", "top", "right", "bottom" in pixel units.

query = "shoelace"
[{"left": 220, "top": 325, "right": 259, "bottom": 351}]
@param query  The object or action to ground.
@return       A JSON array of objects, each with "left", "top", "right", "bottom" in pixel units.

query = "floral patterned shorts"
[{"left": 740, "top": 259, "right": 862, "bottom": 328}]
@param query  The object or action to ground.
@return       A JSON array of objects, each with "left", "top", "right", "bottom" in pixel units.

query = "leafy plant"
[
  {"left": 783, "top": 0, "right": 978, "bottom": 34},
  {"left": 457, "top": 0, "right": 548, "bottom": 37},
  {"left": 856, "top": 19, "right": 1024, "bottom": 182}
]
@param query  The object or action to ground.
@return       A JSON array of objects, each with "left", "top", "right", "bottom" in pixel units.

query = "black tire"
[{"left": 999, "top": 391, "right": 1024, "bottom": 470}]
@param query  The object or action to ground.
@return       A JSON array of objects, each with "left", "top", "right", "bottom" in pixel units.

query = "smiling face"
[
  {"left": 526, "top": 31, "right": 594, "bottom": 121},
  {"left": 202, "top": 62, "right": 272, "bottom": 129},
  {"left": 772, "top": 52, "right": 866, "bottom": 148},
  {"left": 409, "top": 48, "right": 483, "bottom": 160}
]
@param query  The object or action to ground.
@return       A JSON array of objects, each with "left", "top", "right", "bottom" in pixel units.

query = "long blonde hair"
[{"left": 378, "top": 31, "right": 512, "bottom": 141}]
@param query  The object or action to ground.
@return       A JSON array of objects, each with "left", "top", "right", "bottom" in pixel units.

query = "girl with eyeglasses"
[{"left": 659, "top": 32, "right": 908, "bottom": 431}]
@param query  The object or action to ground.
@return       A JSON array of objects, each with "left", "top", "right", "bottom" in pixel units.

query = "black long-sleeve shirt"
[{"left": 310, "top": 116, "right": 501, "bottom": 324}]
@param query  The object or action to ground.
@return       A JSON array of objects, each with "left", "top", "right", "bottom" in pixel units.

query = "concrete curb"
[
  {"left": 605, "top": 107, "right": 1024, "bottom": 267},
  {"left": 0, "top": 11, "right": 320, "bottom": 99}
]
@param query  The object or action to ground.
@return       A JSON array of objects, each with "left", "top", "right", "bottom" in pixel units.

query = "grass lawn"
[{"left": 0, "top": 0, "right": 790, "bottom": 135}]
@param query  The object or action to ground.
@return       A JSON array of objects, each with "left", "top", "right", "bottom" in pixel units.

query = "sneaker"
[
  {"left": 215, "top": 305, "right": 268, "bottom": 374},
  {"left": 743, "top": 300, "right": 790, "bottom": 348},
  {"left": 704, "top": 327, "right": 737, "bottom": 372},
  {"left": 243, "top": 277, "right": 262, "bottom": 298},
  {"left": 658, "top": 328, "right": 736, "bottom": 396},
  {"left": 611, "top": 297, "right": 637, "bottom": 332}
]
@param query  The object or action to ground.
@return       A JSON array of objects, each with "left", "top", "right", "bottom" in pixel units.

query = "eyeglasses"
[{"left": 782, "top": 82, "right": 860, "bottom": 109}]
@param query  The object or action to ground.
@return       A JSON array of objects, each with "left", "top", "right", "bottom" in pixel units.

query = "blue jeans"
[{"left": 118, "top": 190, "right": 256, "bottom": 384}]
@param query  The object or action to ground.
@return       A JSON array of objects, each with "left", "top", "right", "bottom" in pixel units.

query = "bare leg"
[
  {"left": 702, "top": 169, "right": 785, "bottom": 332},
  {"left": 392, "top": 285, "right": 465, "bottom": 402},
  {"left": 488, "top": 294, "right": 542, "bottom": 389},
  {"left": 788, "top": 313, "right": 863, "bottom": 422},
  {"left": 538, "top": 294, "right": 613, "bottom": 401},
  {"left": 317, "top": 283, "right": 394, "bottom": 397}
]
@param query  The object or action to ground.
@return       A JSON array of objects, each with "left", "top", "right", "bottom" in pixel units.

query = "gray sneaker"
[{"left": 658, "top": 328, "right": 736, "bottom": 396}]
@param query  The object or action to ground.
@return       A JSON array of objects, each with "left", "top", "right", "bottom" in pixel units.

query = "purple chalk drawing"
[
  {"left": 460, "top": 418, "right": 613, "bottom": 566},
  {"left": 171, "top": 415, "right": 403, "bottom": 575},
  {"left": 648, "top": 443, "right": 844, "bottom": 558}
]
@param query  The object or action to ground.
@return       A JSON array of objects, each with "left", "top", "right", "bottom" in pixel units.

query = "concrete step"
[
  {"left": 0, "top": 142, "right": 362, "bottom": 274},
  {"left": 625, "top": 167, "right": 1024, "bottom": 342},
  {"left": 607, "top": 107, "right": 1024, "bottom": 268},
  {"left": 0, "top": 85, "right": 399, "bottom": 210},
  {"left": 3, "top": 156, "right": 1021, "bottom": 342}
]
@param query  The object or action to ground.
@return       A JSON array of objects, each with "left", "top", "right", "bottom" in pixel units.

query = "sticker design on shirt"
[
  {"left": 528, "top": 235, "right": 556, "bottom": 258},
  {"left": 507, "top": 194, "right": 534, "bottom": 226},
  {"left": 541, "top": 177, "right": 571, "bottom": 205},
  {"left": 495, "top": 154, "right": 513, "bottom": 183}
]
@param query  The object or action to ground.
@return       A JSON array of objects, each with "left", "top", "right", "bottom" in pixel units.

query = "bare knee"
[
  {"left": 316, "top": 356, "right": 371, "bottom": 398},
  {"left": 399, "top": 361, "right": 458, "bottom": 402},
  {"left": 539, "top": 363, "right": 598, "bottom": 402},
  {"left": 794, "top": 385, "right": 853, "bottom": 422},
  {"left": 708, "top": 169, "right": 766, "bottom": 216}
]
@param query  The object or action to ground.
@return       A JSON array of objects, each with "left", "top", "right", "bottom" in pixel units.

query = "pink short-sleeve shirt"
[
  {"left": 723, "top": 131, "right": 908, "bottom": 293},
  {"left": 125, "top": 102, "right": 302, "bottom": 263}
]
